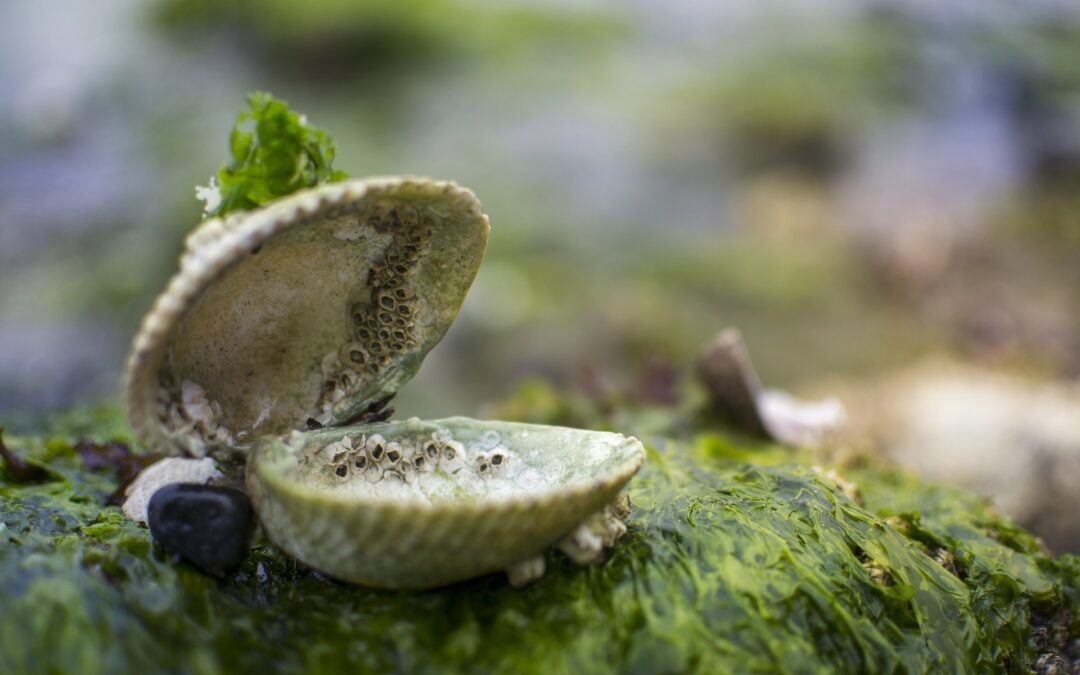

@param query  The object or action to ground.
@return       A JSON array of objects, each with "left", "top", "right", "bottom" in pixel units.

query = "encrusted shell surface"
[
  {"left": 246, "top": 417, "right": 646, "bottom": 589},
  {"left": 123, "top": 177, "right": 489, "bottom": 458}
]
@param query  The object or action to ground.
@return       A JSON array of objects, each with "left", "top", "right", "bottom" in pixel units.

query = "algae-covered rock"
[{"left": 1, "top": 404, "right": 1077, "bottom": 674}]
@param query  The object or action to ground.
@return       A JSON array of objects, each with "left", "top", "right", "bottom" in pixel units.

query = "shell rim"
[
  {"left": 122, "top": 176, "right": 489, "bottom": 456},
  {"left": 249, "top": 417, "right": 647, "bottom": 517}
]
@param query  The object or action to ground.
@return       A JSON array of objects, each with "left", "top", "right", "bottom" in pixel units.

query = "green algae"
[
  {"left": 1, "top": 401, "right": 1077, "bottom": 674},
  {"left": 204, "top": 92, "right": 347, "bottom": 219}
]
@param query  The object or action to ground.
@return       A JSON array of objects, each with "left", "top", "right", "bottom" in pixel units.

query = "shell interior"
[
  {"left": 124, "top": 178, "right": 488, "bottom": 457},
  {"left": 246, "top": 417, "right": 646, "bottom": 589}
]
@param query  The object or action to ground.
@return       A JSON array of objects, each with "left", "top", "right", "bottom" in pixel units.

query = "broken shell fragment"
[{"left": 247, "top": 417, "right": 644, "bottom": 589}]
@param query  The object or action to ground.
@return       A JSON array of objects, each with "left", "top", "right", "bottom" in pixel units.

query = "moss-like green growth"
[
  {"left": 203, "top": 92, "right": 347, "bottom": 219},
  {"left": 1, "top": 399, "right": 1076, "bottom": 673}
]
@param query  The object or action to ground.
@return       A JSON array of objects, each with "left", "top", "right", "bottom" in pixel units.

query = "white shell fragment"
[
  {"left": 247, "top": 417, "right": 645, "bottom": 589},
  {"left": 697, "top": 328, "right": 846, "bottom": 448},
  {"left": 758, "top": 390, "right": 847, "bottom": 450},
  {"left": 122, "top": 457, "right": 223, "bottom": 524}
]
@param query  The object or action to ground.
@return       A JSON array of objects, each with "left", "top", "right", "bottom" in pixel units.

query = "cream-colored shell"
[{"left": 123, "top": 177, "right": 488, "bottom": 458}]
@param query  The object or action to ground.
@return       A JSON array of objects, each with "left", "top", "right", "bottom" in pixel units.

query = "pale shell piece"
[
  {"left": 246, "top": 417, "right": 645, "bottom": 590},
  {"left": 123, "top": 177, "right": 489, "bottom": 458},
  {"left": 122, "top": 457, "right": 223, "bottom": 524},
  {"left": 505, "top": 555, "right": 546, "bottom": 588}
]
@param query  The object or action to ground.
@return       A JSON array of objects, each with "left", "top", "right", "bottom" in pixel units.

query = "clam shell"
[
  {"left": 246, "top": 417, "right": 645, "bottom": 589},
  {"left": 123, "top": 177, "right": 489, "bottom": 458}
]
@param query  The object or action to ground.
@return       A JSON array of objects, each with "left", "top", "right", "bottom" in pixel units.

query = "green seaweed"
[
  {"left": 1, "top": 399, "right": 1076, "bottom": 674},
  {"left": 204, "top": 92, "right": 347, "bottom": 219}
]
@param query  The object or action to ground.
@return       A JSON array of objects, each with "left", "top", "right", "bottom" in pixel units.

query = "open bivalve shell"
[
  {"left": 248, "top": 417, "right": 644, "bottom": 589},
  {"left": 123, "top": 176, "right": 646, "bottom": 588}
]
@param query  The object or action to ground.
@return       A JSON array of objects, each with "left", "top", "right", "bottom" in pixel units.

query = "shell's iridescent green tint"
[
  {"left": 123, "top": 177, "right": 488, "bottom": 458},
  {"left": 247, "top": 417, "right": 645, "bottom": 589}
]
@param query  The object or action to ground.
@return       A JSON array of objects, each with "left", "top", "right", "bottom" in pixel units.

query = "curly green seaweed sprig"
[{"left": 196, "top": 92, "right": 348, "bottom": 219}]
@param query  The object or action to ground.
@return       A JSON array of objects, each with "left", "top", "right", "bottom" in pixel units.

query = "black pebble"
[{"left": 147, "top": 483, "right": 253, "bottom": 578}]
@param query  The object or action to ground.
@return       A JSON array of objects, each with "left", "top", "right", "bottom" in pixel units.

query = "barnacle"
[
  {"left": 422, "top": 438, "right": 441, "bottom": 460},
  {"left": 412, "top": 451, "right": 433, "bottom": 474},
  {"left": 367, "top": 434, "right": 387, "bottom": 463},
  {"left": 440, "top": 440, "right": 467, "bottom": 474},
  {"left": 340, "top": 343, "right": 368, "bottom": 370}
]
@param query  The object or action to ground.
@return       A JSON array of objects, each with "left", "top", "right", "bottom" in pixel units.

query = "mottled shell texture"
[
  {"left": 124, "top": 178, "right": 488, "bottom": 458},
  {"left": 247, "top": 417, "right": 645, "bottom": 589}
]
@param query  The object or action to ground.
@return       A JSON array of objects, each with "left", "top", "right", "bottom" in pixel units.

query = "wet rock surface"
[{"left": 147, "top": 483, "right": 253, "bottom": 577}]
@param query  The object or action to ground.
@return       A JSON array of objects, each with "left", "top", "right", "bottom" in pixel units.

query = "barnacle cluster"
[
  {"left": 318, "top": 429, "right": 503, "bottom": 487},
  {"left": 155, "top": 372, "right": 234, "bottom": 456},
  {"left": 316, "top": 203, "right": 434, "bottom": 421}
]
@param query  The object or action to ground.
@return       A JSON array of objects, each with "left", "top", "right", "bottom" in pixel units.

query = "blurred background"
[{"left": 1, "top": 0, "right": 1078, "bottom": 548}]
